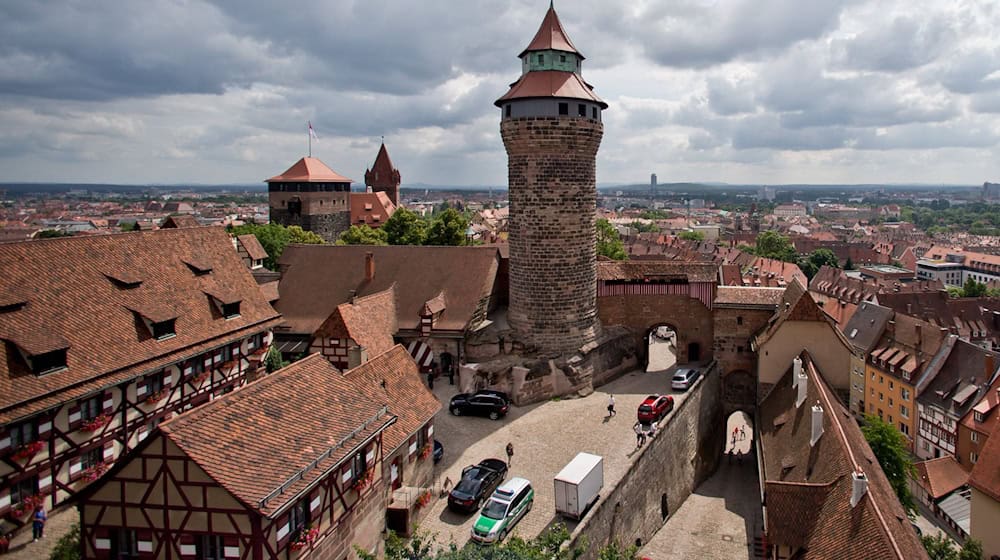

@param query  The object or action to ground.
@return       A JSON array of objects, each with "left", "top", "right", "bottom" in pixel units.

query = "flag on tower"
[{"left": 308, "top": 121, "right": 319, "bottom": 141}]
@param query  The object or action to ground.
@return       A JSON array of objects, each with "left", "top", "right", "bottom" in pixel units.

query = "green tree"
[
  {"left": 36, "top": 229, "right": 72, "bottom": 238},
  {"left": 861, "top": 414, "right": 916, "bottom": 516},
  {"left": 382, "top": 207, "right": 428, "bottom": 245},
  {"left": 844, "top": 257, "right": 855, "bottom": 270},
  {"left": 922, "top": 534, "right": 956, "bottom": 560},
  {"left": 678, "top": 230, "right": 705, "bottom": 241},
  {"left": 337, "top": 225, "right": 389, "bottom": 246},
  {"left": 264, "top": 346, "right": 289, "bottom": 373},
  {"left": 597, "top": 218, "right": 627, "bottom": 260},
  {"left": 630, "top": 221, "right": 659, "bottom": 233},
  {"left": 49, "top": 523, "right": 81, "bottom": 560},
  {"left": 424, "top": 208, "right": 469, "bottom": 246},
  {"left": 228, "top": 223, "right": 324, "bottom": 270},
  {"left": 752, "top": 231, "right": 798, "bottom": 262},
  {"left": 961, "top": 277, "right": 987, "bottom": 298},
  {"left": 959, "top": 538, "right": 983, "bottom": 560},
  {"left": 800, "top": 248, "right": 840, "bottom": 280}
]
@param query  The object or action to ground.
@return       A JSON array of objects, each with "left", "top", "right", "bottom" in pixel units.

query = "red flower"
[
  {"left": 11, "top": 440, "right": 45, "bottom": 461},
  {"left": 414, "top": 490, "right": 432, "bottom": 509},
  {"left": 83, "top": 463, "right": 108, "bottom": 482},
  {"left": 145, "top": 388, "right": 168, "bottom": 405},
  {"left": 418, "top": 444, "right": 432, "bottom": 460},
  {"left": 11, "top": 494, "right": 44, "bottom": 518},
  {"left": 80, "top": 414, "right": 110, "bottom": 433},
  {"left": 289, "top": 525, "right": 320, "bottom": 551}
]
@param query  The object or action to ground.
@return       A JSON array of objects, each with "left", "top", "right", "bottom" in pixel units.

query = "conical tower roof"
[
  {"left": 265, "top": 157, "right": 352, "bottom": 183},
  {"left": 518, "top": 3, "right": 583, "bottom": 59},
  {"left": 369, "top": 143, "right": 395, "bottom": 175}
]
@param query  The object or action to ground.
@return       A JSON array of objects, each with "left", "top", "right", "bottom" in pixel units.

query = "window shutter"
[
  {"left": 276, "top": 513, "right": 291, "bottom": 549},
  {"left": 38, "top": 415, "right": 52, "bottom": 440},
  {"left": 408, "top": 437, "right": 417, "bottom": 461},
  {"left": 69, "top": 455, "right": 84, "bottom": 481},
  {"left": 341, "top": 464, "right": 353, "bottom": 485},
  {"left": 162, "top": 370, "right": 173, "bottom": 390},
  {"left": 183, "top": 361, "right": 194, "bottom": 379},
  {"left": 365, "top": 444, "right": 376, "bottom": 465},
  {"left": 138, "top": 424, "right": 148, "bottom": 442},
  {"left": 0, "top": 485, "right": 10, "bottom": 515},
  {"left": 136, "top": 529, "right": 154, "bottom": 558},
  {"left": 203, "top": 355, "right": 212, "bottom": 369},
  {"left": 94, "top": 527, "right": 112, "bottom": 557},
  {"left": 0, "top": 426, "right": 9, "bottom": 454},
  {"left": 38, "top": 468, "right": 53, "bottom": 493},
  {"left": 178, "top": 534, "right": 197, "bottom": 558},
  {"left": 68, "top": 404, "right": 82, "bottom": 431},
  {"left": 103, "top": 391, "right": 115, "bottom": 415},
  {"left": 231, "top": 343, "right": 241, "bottom": 356},
  {"left": 310, "top": 489, "right": 322, "bottom": 517},
  {"left": 223, "top": 536, "right": 240, "bottom": 558},
  {"left": 103, "top": 440, "right": 115, "bottom": 464},
  {"left": 136, "top": 377, "right": 148, "bottom": 399}
]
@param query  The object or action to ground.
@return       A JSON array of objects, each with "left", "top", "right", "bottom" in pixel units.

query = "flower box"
[
  {"left": 219, "top": 360, "right": 237, "bottom": 372},
  {"left": 144, "top": 388, "right": 168, "bottom": 405},
  {"left": 354, "top": 469, "right": 375, "bottom": 492},
  {"left": 289, "top": 525, "right": 320, "bottom": 551},
  {"left": 190, "top": 370, "right": 210, "bottom": 385},
  {"left": 414, "top": 490, "right": 432, "bottom": 509},
  {"left": 0, "top": 535, "right": 10, "bottom": 553},
  {"left": 83, "top": 463, "right": 108, "bottom": 482},
  {"left": 418, "top": 444, "right": 432, "bottom": 460},
  {"left": 11, "top": 440, "right": 45, "bottom": 461},
  {"left": 80, "top": 414, "right": 111, "bottom": 433},
  {"left": 11, "top": 494, "right": 45, "bottom": 519}
]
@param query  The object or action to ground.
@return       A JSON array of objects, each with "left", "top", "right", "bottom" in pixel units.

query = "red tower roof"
[
  {"left": 519, "top": 3, "right": 583, "bottom": 59},
  {"left": 495, "top": 70, "right": 607, "bottom": 108},
  {"left": 265, "top": 157, "right": 352, "bottom": 183},
  {"left": 365, "top": 143, "right": 400, "bottom": 186}
]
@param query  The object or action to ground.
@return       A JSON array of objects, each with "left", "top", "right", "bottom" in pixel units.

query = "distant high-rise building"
[
  {"left": 651, "top": 173, "right": 657, "bottom": 186},
  {"left": 984, "top": 182, "right": 1000, "bottom": 201}
]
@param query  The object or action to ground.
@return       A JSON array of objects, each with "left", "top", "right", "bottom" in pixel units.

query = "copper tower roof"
[
  {"left": 519, "top": 3, "right": 583, "bottom": 59},
  {"left": 265, "top": 157, "right": 353, "bottom": 183}
]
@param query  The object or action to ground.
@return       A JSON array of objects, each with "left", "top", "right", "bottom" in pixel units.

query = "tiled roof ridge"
[
  {"left": 351, "top": 283, "right": 396, "bottom": 306},
  {"left": 807, "top": 355, "right": 908, "bottom": 560}
]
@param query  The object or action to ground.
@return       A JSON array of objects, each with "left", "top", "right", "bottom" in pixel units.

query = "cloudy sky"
[{"left": 1, "top": 0, "right": 999, "bottom": 186}]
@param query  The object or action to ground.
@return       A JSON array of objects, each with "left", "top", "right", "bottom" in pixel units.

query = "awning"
[
  {"left": 407, "top": 340, "right": 434, "bottom": 372},
  {"left": 275, "top": 339, "right": 309, "bottom": 355}
]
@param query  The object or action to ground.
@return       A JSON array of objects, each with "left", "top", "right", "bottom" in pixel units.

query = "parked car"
[
  {"left": 671, "top": 368, "right": 700, "bottom": 391},
  {"left": 637, "top": 394, "right": 674, "bottom": 423},
  {"left": 449, "top": 390, "right": 511, "bottom": 420},
  {"left": 471, "top": 477, "right": 534, "bottom": 544},
  {"left": 433, "top": 439, "right": 444, "bottom": 463},
  {"left": 449, "top": 458, "right": 509, "bottom": 513}
]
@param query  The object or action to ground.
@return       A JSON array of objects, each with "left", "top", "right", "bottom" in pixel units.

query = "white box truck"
[{"left": 554, "top": 452, "right": 603, "bottom": 520}]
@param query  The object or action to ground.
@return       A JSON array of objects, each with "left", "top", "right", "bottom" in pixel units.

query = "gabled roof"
[
  {"left": 841, "top": 302, "right": 894, "bottom": 353},
  {"left": 917, "top": 338, "right": 997, "bottom": 414},
  {"left": 236, "top": 234, "right": 268, "bottom": 261},
  {"left": 313, "top": 287, "right": 397, "bottom": 359},
  {"left": 160, "top": 215, "right": 200, "bottom": 229},
  {"left": 969, "top": 417, "right": 1000, "bottom": 502},
  {"left": 276, "top": 245, "right": 500, "bottom": 335},
  {"left": 759, "top": 353, "right": 928, "bottom": 559},
  {"left": 518, "top": 4, "right": 583, "bottom": 58},
  {"left": 161, "top": 353, "right": 396, "bottom": 517},
  {"left": 714, "top": 286, "right": 785, "bottom": 308},
  {"left": 495, "top": 70, "right": 607, "bottom": 108},
  {"left": 0, "top": 228, "right": 283, "bottom": 423},
  {"left": 265, "top": 157, "right": 352, "bottom": 183},
  {"left": 350, "top": 192, "right": 397, "bottom": 227},
  {"left": 913, "top": 457, "right": 969, "bottom": 500},
  {"left": 596, "top": 260, "right": 717, "bottom": 283},
  {"left": 364, "top": 143, "right": 401, "bottom": 189}
]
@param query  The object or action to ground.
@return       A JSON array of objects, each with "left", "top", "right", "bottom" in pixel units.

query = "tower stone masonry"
[{"left": 496, "top": 4, "right": 607, "bottom": 355}]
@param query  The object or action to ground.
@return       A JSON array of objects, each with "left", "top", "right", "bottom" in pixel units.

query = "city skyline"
[{"left": 1, "top": 0, "right": 999, "bottom": 186}]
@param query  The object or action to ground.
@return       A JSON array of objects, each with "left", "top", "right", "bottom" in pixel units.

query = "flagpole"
[{"left": 308, "top": 123, "right": 312, "bottom": 158}]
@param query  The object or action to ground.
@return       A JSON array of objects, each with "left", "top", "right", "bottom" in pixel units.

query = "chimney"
[
  {"left": 792, "top": 357, "right": 803, "bottom": 388},
  {"left": 810, "top": 402, "right": 825, "bottom": 446},
  {"left": 796, "top": 367, "right": 808, "bottom": 408},
  {"left": 365, "top": 252, "right": 375, "bottom": 281},
  {"left": 851, "top": 469, "right": 869, "bottom": 508},
  {"left": 915, "top": 324, "right": 921, "bottom": 348}
]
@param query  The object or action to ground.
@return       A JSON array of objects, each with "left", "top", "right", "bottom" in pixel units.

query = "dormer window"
[
  {"left": 5, "top": 332, "right": 70, "bottom": 376},
  {"left": 183, "top": 258, "right": 213, "bottom": 276},
  {"left": 221, "top": 302, "right": 241, "bottom": 319},
  {"left": 152, "top": 319, "right": 176, "bottom": 340},
  {"left": 30, "top": 349, "right": 68, "bottom": 375},
  {"left": 974, "top": 411, "right": 985, "bottom": 423},
  {"left": 103, "top": 270, "right": 142, "bottom": 289},
  {"left": 205, "top": 290, "right": 242, "bottom": 320}
]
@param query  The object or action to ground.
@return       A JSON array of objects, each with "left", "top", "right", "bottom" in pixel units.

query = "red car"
[{"left": 637, "top": 394, "right": 674, "bottom": 423}]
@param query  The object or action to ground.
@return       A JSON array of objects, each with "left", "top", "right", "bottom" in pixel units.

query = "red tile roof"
[
  {"left": 236, "top": 234, "right": 268, "bottom": 260},
  {"left": 596, "top": 260, "right": 717, "bottom": 283},
  {"left": 714, "top": 286, "right": 785, "bottom": 308},
  {"left": 350, "top": 192, "right": 397, "bottom": 227},
  {"left": 913, "top": 457, "right": 969, "bottom": 500},
  {"left": 265, "top": 157, "right": 352, "bottom": 183},
  {"left": 160, "top": 353, "right": 396, "bottom": 516},
  {"left": 160, "top": 215, "right": 200, "bottom": 229},
  {"left": 313, "top": 287, "right": 397, "bottom": 359},
  {"left": 0, "top": 227, "right": 283, "bottom": 423},
  {"left": 969, "top": 417, "right": 1000, "bottom": 502},
  {"left": 519, "top": 4, "right": 582, "bottom": 58},
  {"left": 364, "top": 143, "right": 401, "bottom": 190},
  {"left": 496, "top": 70, "right": 607, "bottom": 108}
]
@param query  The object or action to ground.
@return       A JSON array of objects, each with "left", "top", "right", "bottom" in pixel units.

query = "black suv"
[
  {"left": 448, "top": 458, "right": 509, "bottom": 512},
  {"left": 449, "top": 390, "right": 511, "bottom": 420}
]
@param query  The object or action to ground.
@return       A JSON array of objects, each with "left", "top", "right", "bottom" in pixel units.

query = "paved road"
[
  {"left": 647, "top": 335, "right": 676, "bottom": 373},
  {"left": 3, "top": 505, "right": 77, "bottom": 560},
  {"left": 640, "top": 450, "right": 763, "bottom": 560},
  {"left": 419, "top": 366, "right": 688, "bottom": 549}
]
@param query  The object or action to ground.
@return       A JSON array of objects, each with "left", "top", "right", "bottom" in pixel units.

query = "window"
[
  {"left": 197, "top": 535, "right": 225, "bottom": 560},
  {"left": 31, "top": 349, "right": 67, "bottom": 375},
  {"left": 146, "top": 373, "right": 164, "bottom": 395},
  {"left": 888, "top": 415, "right": 893, "bottom": 424},
  {"left": 9, "top": 419, "right": 38, "bottom": 448},
  {"left": 505, "top": 104, "right": 511, "bottom": 118},
  {"left": 221, "top": 301, "right": 241, "bottom": 319},
  {"left": 289, "top": 497, "right": 310, "bottom": 539},
  {"left": 353, "top": 451, "right": 368, "bottom": 481},
  {"left": 879, "top": 375, "right": 884, "bottom": 384},
  {"left": 889, "top": 398, "right": 894, "bottom": 407},
  {"left": 870, "top": 388, "right": 875, "bottom": 396},
  {"left": 871, "top": 372, "right": 875, "bottom": 380},
  {"left": 902, "top": 388, "right": 910, "bottom": 401},
  {"left": 537, "top": 54, "right": 544, "bottom": 64},
  {"left": 900, "top": 423, "right": 910, "bottom": 435},
  {"left": 889, "top": 381, "right": 894, "bottom": 390},
  {"left": 11, "top": 476, "right": 38, "bottom": 506},
  {"left": 111, "top": 529, "right": 139, "bottom": 559},
  {"left": 737, "top": 316, "right": 743, "bottom": 325},
  {"left": 152, "top": 319, "right": 176, "bottom": 340},
  {"left": 901, "top": 405, "right": 909, "bottom": 419},
  {"left": 975, "top": 411, "right": 985, "bottom": 423},
  {"left": 971, "top": 452, "right": 978, "bottom": 463},
  {"left": 558, "top": 103, "right": 568, "bottom": 115},
  {"left": 879, "top": 392, "right": 883, "bottom": 402},
  {"left": 578, "top": 104, "right": 586, "bottom": 116},
  {"left": 560, "top": 54, "right": 566, "bottom": 63},
  {"left": 971, "top": 431, "right": 979, "bottom": 443},
  {"left": 81, "top": 446, "right": 103, "bottom": 469},
  {"left": 80, "top": 395, "right": 102, "bottom": 421},
  {"left": 592, "top": 107, "right": 598, "bottom": 119}
]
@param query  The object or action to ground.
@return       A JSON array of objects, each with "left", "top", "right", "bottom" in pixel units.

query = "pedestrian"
[
  {"left": 427, "top": 370, "right": 434, "bottom": 390},
  {"left": 448, "top": 364, "right": 456, "bottom": 386},
  {"left": 634, "top": 422, "right": 645, "bottom": 448},
  {"left": 506, "top": 442, "right": 514, "bottom": 466},
  {"left": 32, "top": 505, "right": 46, "bottom": 542},
  {"left": 649, "top": 419, "right": 659, "bottom": 438},
  {"left": 740, "top": 425, "right": 746, "bottom": 440},
  {"left": 607, "top": 394, "right": 616, "bottom": 417},
  {"left": 731, "top": 433, "right": 737, "bottom": 448},
  {"left": 727, "top": 449, "right": 732, "bottom": 464},
  {"left": 737, "top": 449, "right": 743, "bottom": 466}
]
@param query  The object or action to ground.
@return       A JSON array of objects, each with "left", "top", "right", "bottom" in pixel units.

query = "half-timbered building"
[
  {"left": 78, "top": 346, "right": 439, "bottom": 559},
  {"left": 0, "top": 227, "right": 282, "bottom": 525}
]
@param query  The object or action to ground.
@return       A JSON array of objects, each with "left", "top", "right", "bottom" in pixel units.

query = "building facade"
[
  {"left": 0, "top": 228, "right": 281, "bottom": 520},
  {"left": 496, "top": 4, "right": 607, "bottom": 355},
  {"left": 364, "top": 143, "right": 401, "bottom": 207},
  {"left": 267, "top": 157, "right": 352, "bottom": 243}
]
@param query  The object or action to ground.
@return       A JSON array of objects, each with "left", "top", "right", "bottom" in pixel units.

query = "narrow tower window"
[
  {"left": 538, "top": 54, "right": 544, "bottom": 64},
  {"left": 558, "top": 103, "right": 568, "bottom": 115},
  {"left": 506, "top": 105, "right": 512, "bottom": 118},
  {"left": 578, "top": 104, "right": 586, "bottom": 116}
]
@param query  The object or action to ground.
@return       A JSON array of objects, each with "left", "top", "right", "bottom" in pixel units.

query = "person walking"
[
  {"left": 506, "top": 442, "right": 514, "bottom": 466},
  {"left": 649, "top": 419, "right": 659, "bottom": 439},
  {"left": 607, "top": 394, "right": 616, "bottom": 417},
  {"left": 32, "top": 505, "right": 46, "bottom": 542},
  {"left": 634, "top": 421, "right": 645, "bottom": 448}
]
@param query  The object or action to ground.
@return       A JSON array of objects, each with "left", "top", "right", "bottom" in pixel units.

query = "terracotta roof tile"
[
  {"left": 314, "top": 287, "right": 397, "bottom": 359},
  {"left": 161, "top": 353, "right": 395, "bottom": 516},
  {"left": 914, "top": 457, "right": 969, "bottom": 500},
  {"left": 160, "top": 215, "right": 200, "bottom": 229},
  {"left": 518, "top": 5, "right": 583, "bottom": 58},
  {"left": 265, "top": 157, "right": 352, "bottom": 183},
  {"left": 596, "top": 260, "right": 717, "bottom": 283},
  {"left": 714, "top": 286, "right": 785, "bottom": 307},
  {"left": 351, "top": 192, "right": 396, "bottom": 227},
  {"left": 0, "top": 228, "right": 283, "bottom": 423},
  {"left": 969, "top": 417, "right": 1000, "bottom": 502},
  {"left": 496, "top": 71, "right": 607, "bottom": 107},
  {"left": 236, "top": 234, "right": 268, "bottom": 260}
]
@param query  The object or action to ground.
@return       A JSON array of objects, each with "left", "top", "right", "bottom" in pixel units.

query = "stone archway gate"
[{"left": 596, "top": 261, "right": 717, "bottom": 365}]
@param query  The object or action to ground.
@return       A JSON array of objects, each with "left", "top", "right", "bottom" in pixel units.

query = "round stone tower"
[{"left": 496, "top": 3, "right": 608, "bottom": 355}]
